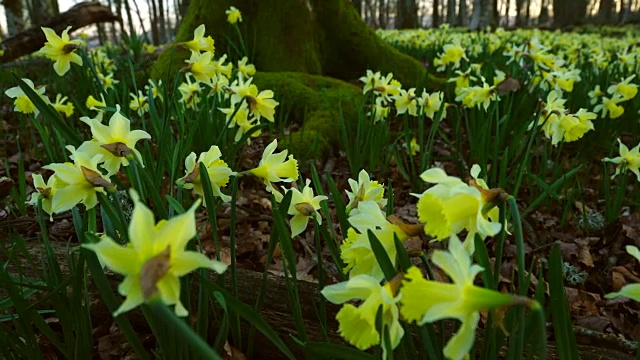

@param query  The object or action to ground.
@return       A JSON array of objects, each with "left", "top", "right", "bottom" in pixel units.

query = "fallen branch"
[{"left": 0, "top": 2, "right": 119, "bottom": 63}]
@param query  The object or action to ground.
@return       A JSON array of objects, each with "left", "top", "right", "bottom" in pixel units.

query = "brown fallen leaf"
[{"left": 224, "top": 341, "right": 248, "bottom": 360}]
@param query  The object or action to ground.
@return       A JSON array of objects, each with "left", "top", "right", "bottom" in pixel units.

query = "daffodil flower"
[
  {"left": 77, "top": 107, "right": 151, "bottom": 176},
  {"left": 340, "top": 201, "right": 410, "bottom": 280},
  {"left": 5, "top": 78, "right": 49, "bottom": 117},
  {"left": 43, "top": 146, "right": 113, "bottom": 213},
  {"left": 27, "top": 173, "right": 63, "bottom": 221},
  {"left": 38, "top": 26, "right": 83, "bottom": 76},
  {"left": 394, "top": 88, "right": 418, "bottom": 116},
  {"left": 97, "top": 71, "right": 119, "bottom": 91},
  {"left": 182, "top": 24, "right": 215, "bottom": 53},
  {"left": 400, "top": 235, "right": 524, "bottom": 360},
  {"left": 248, "top": 139, "right": 298, "bottom": 202},
  {"left": 178, "top": 74, "right": 201, "bottom": 109},
  {"left": 86, "top": 94, "right": 107, "bottom": 111},
  {"left": 176, "top": 145, "right": 236, "bottom": 203},
  {"left": 129, "top": 90, "right": 149, "bottom": 116},
  {"left": 321, "top": 274, "right": 404, "bottom": 358},
  {"left": 185, "top": 50, "right": 216, "bottom": 83},
  {"left": 419, "top": 90, "right": 444, "bottom": 119},
  {"left": 236, "top": 56, "right": 256, "bottom": 79},
  {"left": 415, "top": 165, "right": 502, "bottom": 254},
  {"left": 434, "top": 41, "right": 467, "bottom": 71},
  {"left": 82, "top": 190, "right": 227, "bottom": 317},
  {"left": 246, "top": 84, "right": 278, "bottom": 122},
  {"left": 225, "top": 6, "right": 242, "bottom": 24},
  {"left": 212, "top": 54, "right": 234, "bottom": 78},
  {"left": 603, "top": 138, "right": 640, "bottom": 181},
  {"left": 345, "top": 169, "right": 387, "bottom": 213},
  {"left": 606, "top": 246, "right": 640, "bottom": 301},
  {"left": 219, "top": 102, "right": 261, "bottom": 143},
  {"left": 607, "top": 75, "right": 638, "bottom": 101},
  {"left": 286, "top": 179, "right": 327, "bottom": 237},
  {"left": 52, "top": 93, "right": 74, "bottom": 117}
]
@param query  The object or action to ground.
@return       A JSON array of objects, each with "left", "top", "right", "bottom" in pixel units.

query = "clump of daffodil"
[
  {"left": 419, "top": 90, "right": 444, "bottom": 119},
  {"left": 606, "top": 245, "right": 640, "bottom": 301},
  {"left": 359, "top": 70, "right": 401, "bottom": 102},
  {"left": 248, "top": 139, "right": 298, "bottom": 202},
  {"left": 367, "top": 97, "right": 391, "bottom": 123},
  {"left": 226, "top": 6, "right": 242, "bottom": 24},
  {"left": 5, "top": 78, "right": 48, "bottom": 116},
  {"left": 340, "top": 201, "right": 413, "bottom": 280},
  {"left": 212, "top": 54, "right": 234, "bottom": 78},
  {"left": 345, "top": 169, "right": 387, "bottom": 214},
  {"left": 83, "top": 190, "right": 227, "bottom": 317},
  {"left": 415, "top": 165, "right": 503, "bottom": 254},
  {"left": 321, "top": 274, "right": 404, "bottom": 358},
  {"left": 77, "top": 106, "right": 151, "bottom": 176},
  {"left": 286, "top": 179, "right": 327, "bottom": 238},
  {"left": 603, "top": 139, "right": 640, "bottom": 181},
  {"left": 534, "top": 90, "right": 595, "bottom": 145},
  {"left": 245, "top": 84, "right": 279, "bottom": 122},
  {"left": 38, "top": 26, "right": 83, "bottom": 76},
  {"left": 176, "top": 145, "right": 236, "bottom": 203},
  {"left": 401, "top": 235, "right": 535, "bottom": 360},
  {"left": 27, "top": 173, "right": 62, "bottom": 221},
  {"left": 43, "top": 146, "right": 113, "bottom": 213},
  {"left": 145, "top": 79, "right": 164, "bottom": 102},
  {"left": 182, "top": 24, "right": 215, "bottom": 53},
  {"left": 52, "top": 93, "right": 74, "bottom": 117},
  {"left": 219, "top": 102, "right": 261, "bottom": 143}
]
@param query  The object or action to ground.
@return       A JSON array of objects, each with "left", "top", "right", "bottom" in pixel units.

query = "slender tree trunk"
[
  {"left": 515, "top": 0, "right": 525, "bottom": 26},
  {"left": 4, "top": 0, "right": 26, "bottom": 35},
  {"left": 553, "top": 0, "right": 587, "bottom": 27},
  {"left": 447, "top": 0, "right": 458, "bottom": 24},
  {"left": 620, "top": 0, "right": 632, "bottom": 23},
  {"left": 379, "top": 0, "right": 386, "bottom": 28},
  {"left": 351, "top": 0, "right": 363, "bottom": 17},
  {"left": 396, "top": 0, "right": 419, "bottom": 28},
  {"left": 157, "top": 0, "right": 166, "bottom": 43},
  {"left": 504, "top": 0, "right": 511, "bottom": 26},
  {"left": 524, "top": 0, "right": 530, "bottom": 25},
  {"left": 470, "top": 0, "right": 493, "bottom": 29},
  {"left": 433, "top": 0, "right": 441, "bottom": 26},
  {"left": 598, "top": 0, "right": 614, "bottom": 23},
  {"left": 459, "top": 0, "right": 468, "bottom": 25},
  {"left": 148, "top": 0, "right": 160, "bottom": 44}
]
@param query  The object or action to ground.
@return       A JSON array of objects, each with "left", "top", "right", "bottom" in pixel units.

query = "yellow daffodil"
[
  {"left": 77, "top": 107, "right": 151, "bottom": 176},
  {"left": 219, "top": 103, "right": 260, "bottom": 143},
  {"left": 394, "top": 88, "right": 418, "bottom": 116},
  {"left": 176, "top": 145, "right": 236, "bottom": 203},
  {"left": 145, "top": 79, "right": 163, "bottom": 101},
  {"left": 603, "top": 139, "right": 640, "bottom": 181},
  {"left": 178, "top": 74, "right": 201, "bottom": 109},
  {"left": 143, "top": 43, "right": 156, "bottom": 54},
  {"left": 415, "top": 165, "right": 502, "bottom": 254},
  {"left": 608, "top": 75, "right": 638, "bottom": 101},
  {"left": 27, "top": 173, "right": 63, "bottom": 221},
  {"left": 367, "top": 96, "right": 390, "bottom": 123},
  {"left": 401, "top": 235, "right": 523, "bottom": 360},
  {"left": 408, "top": 137, "right": 420, "bottom": 156},
  {"left": 286, "top": 179, "right": 327, "bottom": 237},
  {"left": 129, "top": 90, "right": 149, "bottom": 116},
  {"left": 419, "top": 90, "right": 444, "bottom": 119},
  {"left": 236, "top": 56, "right": 256, "bottom": 79},
  {"left": 38, "top": 26, "right": 83, "bottom": 76},
  {"left": 43, "top": 146, "right": 113, "bottom": 213},
  {"left": 97, "top": 71, "right": 119, "bottom": 91},
  {"left": 345, "top": 169, "right": 387, "bottom": 213},
  {"left": 606, "top": 246, "right": 640, "bottom": 301},
  {"left": 5, "top": 78, "right": 48, "bottom": 116},
  {"left": 212, "top": 54, "right": 234, "bottom": 78},
  {"left": 246, "top": 85, "right": 278, "bottom": 122},
  {"left": 86, "top": 94, "right": 107, "bottom": 111},
  {"left": 226, "top": 6, "right": 242, "bottom": 24},
  {"left": 434, "top": 41, "right": 467, "bottom": 71},
  {"left": 52, "top": 93, "right": 74, "bottom": 117},
  {"left": 185, "top": 50, "right": 216, "bottom": 83},
  {"left": 340, "top": 201, "right": 409, "bottom": 280},
  {"left": 248, "top": 139, "right": 298, "bottom": 202},
  {"left": 594, "top": 95, "right": 625, "bottom": 119},
  {"left": 83, "top": 190, "right": 227, "bottom": 317},
  {"left": 321, "top": 274, "right": 404, "bottom": 358},
  {"left": 182, "top": 24, "right": 215, "bottom": 53},
  {"left": 588, "top": 85, "right": 605, "bottom": 105}
]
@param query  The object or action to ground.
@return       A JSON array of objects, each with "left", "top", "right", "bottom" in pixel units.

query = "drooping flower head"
[
  {"left": 226, "top": 6, "right": 242, "bottom": 24},
  {"left": 603, "top": 139, "right": 640, "bottom": 181},
  {"left": 286, "top": 179, "right": 328, "bottom": 237},
  {"left": 5, "top": 78, "right": 48, "bottom": 117},
  {"left": 345, "top": 169, "right": 387, "bottom": 214},
  {"left": 83, "top": 190, "right": 227, "bottom": 317},
  {"left": 182, "top": 24, "right": 215, "bottom": 53},
  {"left": 248, "top": 139, "right": 299, "bottom": 202}
]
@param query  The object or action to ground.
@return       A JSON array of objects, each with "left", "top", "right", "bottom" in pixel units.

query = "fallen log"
[
  {"left": 2, "top": 240, "right": 636, "bottom": 359},
  {"left": 0, "top": 2, "right": 119, "bottom": 63}
]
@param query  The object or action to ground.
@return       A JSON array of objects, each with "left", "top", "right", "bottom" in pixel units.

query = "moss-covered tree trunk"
[{"left": 153, "top": 0, "right": 428, "bottom": 86}]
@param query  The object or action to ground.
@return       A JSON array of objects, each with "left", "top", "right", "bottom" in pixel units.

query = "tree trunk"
[
  {"left": 553, "top": 0, "right": 587, "bottom": 28},
  {"left": 4, "top": 0, "right": 26, "bottom": 36},
  {"left": 515, "top": 0, "right": 525, "bottom": 26},
  {"left": 379, "top": 0, "right": 387, "bottom": 28},
  {"left": 598, "top": 0, "right": 614, "bottom": 24},
  {"left": 459, "top": 0, "right": 468, "bottom": 26},
  {"left": 157, "top": 0, "right": 166, "bottom": 43},
  {"left": 351, "top": 0, "right": 363, "bottom": 18},
  {"left": 504, "top": 0, "right": 511, "bottom": 27},
  {"left": 447, "top": 0, "right": 457, "bottom": 25},
  {"left": 148, "top": 0, "right": 160, "bottom": 44},
  {"left": 433, "top": 0, "right": 441, "bottom": 26},
  {"left": 470, "top": 0, "right": 493, "bottom": 29},
  {"left": 620, "top": 0, "right": 632, "bottom": 24},
  {"left": 396, "top": 0, "right": 419, "bottom": 29}
]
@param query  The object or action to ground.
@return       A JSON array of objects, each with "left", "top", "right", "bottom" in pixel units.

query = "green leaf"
[
  {"left": 367, "top": 230, "right": 396, "bottom": 281},
  {"left": 548, "top": 243, "right": 579, "bottom": 360},
  {"left": 304, "top": 342, "right": 375, "bottom": 360}
]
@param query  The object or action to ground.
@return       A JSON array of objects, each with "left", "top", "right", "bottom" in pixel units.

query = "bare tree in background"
[
  {"left": 459, "top": 0, "right": 468, "bottom": 26},
  {"left": 553, "top": 0, "right": 588, "bottom": 27},
  {"left": 469, "top": 0, "right": 494, "bottom": 29},
  {"left": 4, "top": 0, "right": 26, "bottom": 35},
  {"left": 598, "top": 0, "right": 615, "bottom": 23}
]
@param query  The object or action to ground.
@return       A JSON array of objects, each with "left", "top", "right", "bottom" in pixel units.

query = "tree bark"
[
  {"left": 433, "top": 0, "right": 441, "bottom": 27},
  {"left": 396, "top": 0, "right": 419, "bottom": 28},
  {"left": 4, "top": 0, "right": 26, "bottom": 36},
  {"left": 470, "top": 0, "right": 493, "bottom": 29},
  {"left": 515, "top": 0, "right": 526, "bottom": 26},
  {"left": 553, "top": 0, "right": 587, "bottom": 28},
  {"left": 598, "top": 0, "right": 615, "bottom": 24},
  {"left": 0, "top": 2, "right": 118, "bottom": 63},
  {"left": 447, "top": 0, "right": 457, "bottom": 25},
  {"left": 459, "top": 0, "right": 468, "bottom": 26}
]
